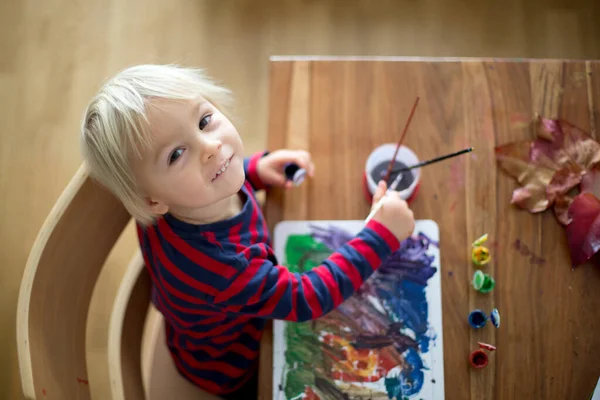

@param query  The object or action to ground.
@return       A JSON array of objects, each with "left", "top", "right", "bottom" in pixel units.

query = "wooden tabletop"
[{"left": 259, "top": 57, "right": 600, "bottom": 400}]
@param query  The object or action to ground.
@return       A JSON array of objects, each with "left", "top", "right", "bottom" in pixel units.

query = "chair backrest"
[
  {"left": 18, "top": 164, "right": 220, "bottom": 400},
  {"left": 108, "top": 250, "right": 151, "bottom": 400},
  {"left": 16, "top": 164, "right": 134, "bottom": 399}
]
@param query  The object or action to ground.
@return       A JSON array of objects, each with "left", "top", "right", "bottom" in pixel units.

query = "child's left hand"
[{"left": 257, "top": 149, "right": 315, "bottom": 189}]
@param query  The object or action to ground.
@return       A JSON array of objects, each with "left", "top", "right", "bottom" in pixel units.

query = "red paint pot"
[{"left": 470, "top": 349, "right": 489, "bottom": 369}]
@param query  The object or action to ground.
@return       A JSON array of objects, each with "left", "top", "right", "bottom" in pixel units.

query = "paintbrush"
[
  {"left": 365, "top": 147, "right": 474, "bottom": 224},
  {"left": 386, "top": 147, "right": 474, "bottom": 174},
  {"left": 364, "top": 170, "right": 406, "bottom": 223},
  {"left": 382, "top": 96, "right": 420, "bottom": 184}
]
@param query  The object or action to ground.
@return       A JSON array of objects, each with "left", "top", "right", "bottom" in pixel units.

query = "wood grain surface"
[
  {"left": 4, "top": 2, "right": 600, "bottom": 399},
  {"left": 261, "top": 58, "right": 600, "bottom": 400}
]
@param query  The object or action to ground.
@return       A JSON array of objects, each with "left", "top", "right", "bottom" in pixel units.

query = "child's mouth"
[{"left": 212, "top": 156, "right": 233, "bottom": 182}]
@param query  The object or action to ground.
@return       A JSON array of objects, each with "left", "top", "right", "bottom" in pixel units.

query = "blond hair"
[{"left": 80, "top": 64, "right": 233, "bottom": 225}]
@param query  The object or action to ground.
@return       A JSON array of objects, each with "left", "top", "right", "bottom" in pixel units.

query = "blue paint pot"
[{"left": 468, "top": 309, "right": 488, "bottom": 328}]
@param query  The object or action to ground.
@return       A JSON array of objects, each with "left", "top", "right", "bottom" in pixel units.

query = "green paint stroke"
[
  {"left": 284, "top": 234, "right": 332, "bottom": 273},
  {"left": 283, "top": 234, "right": 331, "bottom": 398},
  {"left": 284, "top": 321, "right": 323, "bottom": 398}
]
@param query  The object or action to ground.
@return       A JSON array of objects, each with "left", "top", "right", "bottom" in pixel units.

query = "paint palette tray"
[{"left": 272, "top": 219, "right": 445, "bottom": 400}]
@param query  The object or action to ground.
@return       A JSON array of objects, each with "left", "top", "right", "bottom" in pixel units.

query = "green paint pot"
[{"left": 472, "top": 269, "right": 495, "bottom": 293}]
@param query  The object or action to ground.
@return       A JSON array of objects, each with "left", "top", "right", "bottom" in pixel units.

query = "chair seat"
[{"left": 142, "top": 306, "right": 222, "bottom": 400}]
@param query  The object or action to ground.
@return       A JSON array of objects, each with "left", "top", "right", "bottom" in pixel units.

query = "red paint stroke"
[
  {"left": 513, "top": 239, "right": 546, "bottom": 265},
  {"left": 42, "top": 389, "right": 47, "bottom": 396},
  {"left": 449, "top": 202, "right": 457, "bottom": 212},
  {"left": 76, "top": 377, "right": 89, "bottom": 385}
]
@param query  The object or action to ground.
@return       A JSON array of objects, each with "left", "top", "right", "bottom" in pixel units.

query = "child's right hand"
[{"left": 371, "top": 180, "right": 415, "bottom": 243}]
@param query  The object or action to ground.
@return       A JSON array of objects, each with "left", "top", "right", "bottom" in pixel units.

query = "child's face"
[{"left": 132, "top": 97, "right": 246, "bottom": 219}]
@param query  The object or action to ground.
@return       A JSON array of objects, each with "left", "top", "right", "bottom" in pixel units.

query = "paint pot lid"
[
  {"left": 472, "top": 270, "right": 485, "bottom": 290},
  {"left": 292, "top": 168, "right": 306, "bottom": 185},
  {"left": 490, "top": 308, "right": 500, "bottom": 328},
  {"left": 472, "top": 233, "right": 489, "bottom": 247},
  {"left": 478, "top": 342, "right": 497, "bottom": 351}
]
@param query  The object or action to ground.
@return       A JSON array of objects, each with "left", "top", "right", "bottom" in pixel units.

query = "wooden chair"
[{"left": 16, "top": 164, "right": 222, "bottom": 400}]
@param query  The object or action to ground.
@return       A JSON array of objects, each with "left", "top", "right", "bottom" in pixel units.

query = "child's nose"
[{"left": 201, "top": 138, "right": 223, "bottom": 163}]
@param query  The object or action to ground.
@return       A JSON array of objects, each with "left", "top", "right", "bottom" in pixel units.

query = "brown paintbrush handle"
[{"left": 383, "top": 96, "right": 420, "bottom": 184}]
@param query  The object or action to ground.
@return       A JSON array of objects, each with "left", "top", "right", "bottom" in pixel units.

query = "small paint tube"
[
  {"left": 470, "top": 349, "right": 489, "bottom": 369},
  {"left": 478, "top": 342, "right": 497, "bottom": 351},
  {"left": 468, "top": 309, "right": 487, "bottom": 328},
  {"left": 490, "top": 308, "right": 500, "bottom": 328},
  {"left": 284, "top": 163, "right": 306, "bottom": 186}
]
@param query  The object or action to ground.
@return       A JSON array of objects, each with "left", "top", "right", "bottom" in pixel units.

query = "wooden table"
[{"left": 259, "top": 57, "right": 600, "bottom": 400}]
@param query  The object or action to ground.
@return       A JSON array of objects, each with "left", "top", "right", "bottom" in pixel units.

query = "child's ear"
[{"left": 146, "top": 198, "right": 169, "bottom": 215}]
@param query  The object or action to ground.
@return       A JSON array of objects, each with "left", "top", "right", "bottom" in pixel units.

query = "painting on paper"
[{"left": 272, "top": 220, "right": 445, "bottom": 400}]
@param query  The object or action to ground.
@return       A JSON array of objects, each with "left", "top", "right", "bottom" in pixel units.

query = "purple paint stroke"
[{"left": 309, "top": 223, "right": 354, "bottom": 250}]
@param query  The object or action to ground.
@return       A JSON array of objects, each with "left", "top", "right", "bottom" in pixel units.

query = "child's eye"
[
  {"left": 168, "top": 148, "right": 184, "bottom": 165},
  {"left": 199, "top": 114, "right": 212, "bottom": 130}
]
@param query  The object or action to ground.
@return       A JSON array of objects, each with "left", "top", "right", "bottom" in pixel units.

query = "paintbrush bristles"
[{"left": 383, "top": 96, "right": 420, "bottom": 184}]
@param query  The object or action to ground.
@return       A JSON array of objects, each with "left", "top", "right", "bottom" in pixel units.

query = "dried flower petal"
[{"left": 566, "top": 193, "right": 600, "bottom": 267}]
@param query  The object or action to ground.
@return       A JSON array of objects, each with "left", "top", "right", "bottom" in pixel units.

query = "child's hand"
[
  {"left": 371, "top": 180, "right": 415, "bottom": 242},
  {"left": 257, "top": 150, "right": 315, "bottom": 189}
]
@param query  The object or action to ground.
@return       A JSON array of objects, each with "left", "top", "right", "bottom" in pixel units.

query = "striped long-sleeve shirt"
[{"left": 136, "top": 151, "right": 401, "bottom": 395}]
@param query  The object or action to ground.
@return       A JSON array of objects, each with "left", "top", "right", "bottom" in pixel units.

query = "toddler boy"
[{"left": 80, "top": 64, "right": 415, "bottom": 399}]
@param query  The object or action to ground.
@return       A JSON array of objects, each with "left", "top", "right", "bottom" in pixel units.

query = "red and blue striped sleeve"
[
  {"left": 243, "top": 151, "right": 269, "bottom": 191},
  {"left": 213, "top": 219, "right": 400, "bottom": 321}
]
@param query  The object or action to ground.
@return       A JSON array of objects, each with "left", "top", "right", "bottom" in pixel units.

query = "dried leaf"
[
  {"left": 510, "top": 184, "right": 550, "bottom": 212},
  {"left": 546, "top": 163, "right": 584, "bottom": 203},
  {"left": 496, "top": 116, "right": 600, "bottom": 215},
  {"left": 496, "top": 143, "right": 555, "bottom": 212},
  {"left": 534, "top": 116, "right": 557, "bottom": 141},
  {"left": 561, "top": 122, "right": 600, "bottom": 169},
  {"left": 581, "top": 165, "right": 600, "bottom": 197},
  {"left": 567, "top": 193, "right": 600, "bottom": 266},
  {"left": 553, "top": 195, "right": 574, "bottom": 226},
  {"left": 532, "top": 116, "right": 600, "bottom": 170}
]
